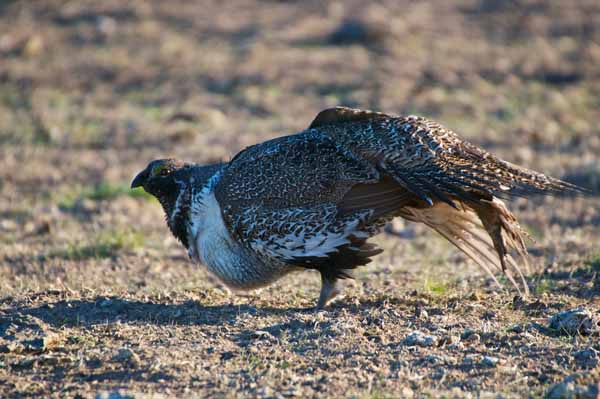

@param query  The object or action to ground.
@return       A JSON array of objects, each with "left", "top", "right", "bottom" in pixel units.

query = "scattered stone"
[
  {"left": 423, "top": 354, "right": 457, "bottom": 365},
  {"left": 251, "top": 330, "right": 273, "bottom": 340},
  {"left": 96, "top": 392, "right": 135, "bottom": 399},
  {"left": 573, "top": 348, "right": 600, "bottom": 369},
  {"left": 256, "top": 386, "right": 273, "bottom": 397},
  {"left": 482, "top": 311, "right": 496, "bottom": 320},
  {"left": 6, "top": 341, "right": 24, "bottom": 354},
  {"left": 11, "top": 357, "right": 35, "bottom": 370},
  {"left": 549, "top": 307, "right": 599, "bottom": 336},
  {"left": 424, "top": 354, "right": 443, "bottom": 364},
  {"left": 508, "top": 324, "right": 524, "bottom": 333},
  {"left": 448, "top": 341, "right": 465, "bottom": 351},
  {"left": 461, "top": 329, "right": 481, "bottom": 343},
  {"left": 481, "top": 356, "right": 500, "bottom": 368},
  {"left": 38, "top": 355, "right": 59, "bottom": 366},
  {"left": 327, "top": 18, "right": 389, "bottom": 47},
  {"left": 112, "top": 348, "right": 140, "bottom": 368},
  {"left": 439, "top": 334, "right": 461, "bottom": 347},
  {"left": 403, "top": 331, "right": 437, "bottom": 347},
  {"left": 461, "top": 329, "right": 476, "bottom": 339},
  {"left": 415, "top": 307, "right": 429, "bottom": 320},
  {"left": 462, "top": 354, "right": 480, "bottom": 367},
  {"left": 22, "top": 338, "right": 45, "bottom": 353},
  {"left": 546, "top": 373, "right": 600, "bottom": 399},
  {"left": 86, "top": 356, "right": 103, "bottom": 369},
  {"left": 400, "top": 387, "right": 415, "bottom": 398}
]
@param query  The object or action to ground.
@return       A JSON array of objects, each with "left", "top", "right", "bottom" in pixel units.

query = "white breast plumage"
[{"left": 186, "top": 173, "right": 288, "bottom": 289}]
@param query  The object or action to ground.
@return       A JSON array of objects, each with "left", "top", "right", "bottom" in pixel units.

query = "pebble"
[
  {"left": 327, "top": 18, "right": 388, "bottom": 46},
  {"left": 481, "top": 356, "right": 500, "bottom": 367},
  {"left": 573, "top": 348, "right": 600, "bottom": 369},
  {"left": 403, "top": 331, "right": 438, "bottom": 347},
  {"left": 461, "top": 329, "right": 481, "bottom": 343},
  {"left": 448, "top": 341, "right": 465, "bottom": 351},
  {"left": 546, "top": 373, "right": 600, "bottom": 399},
  {"left": 424, "top": 354, "right": 457, "bottom": 365},
  {"left": 11, "top": 357, "right": 35, "bottom": 369},
  {"left": 112, "top": 348, "right": 140, "bottom": 368},
  {"left": 549, "top": 307, "right": 599, "bottom": 336}
]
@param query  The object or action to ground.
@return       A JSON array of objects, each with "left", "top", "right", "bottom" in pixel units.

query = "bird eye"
[{"left": 151, "top": 164, "right": 169, "bottom": 177}]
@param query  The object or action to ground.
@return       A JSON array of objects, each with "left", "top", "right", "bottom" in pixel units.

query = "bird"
[{"left": 131, "top": 106, "right": 585, "bottom": 309}]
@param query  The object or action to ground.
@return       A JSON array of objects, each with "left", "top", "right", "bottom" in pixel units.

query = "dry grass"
[{"left": 1, "top": 0, "right": 599, "bottom": 397}]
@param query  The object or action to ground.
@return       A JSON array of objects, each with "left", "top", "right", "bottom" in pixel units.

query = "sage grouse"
[{"left": 132, "top": 107, "right": 583, "bottom": 308}]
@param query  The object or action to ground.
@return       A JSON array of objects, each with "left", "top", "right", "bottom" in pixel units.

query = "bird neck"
[{"left": 159, "top": 185, "right": 191, "bottom": 248}]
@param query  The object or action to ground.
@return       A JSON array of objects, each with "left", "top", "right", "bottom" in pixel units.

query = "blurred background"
[
  {"left": 1, "top": 1, "right": 599, "bottom": 397},
  {"left": 1, "top": 0, "right": 599, "bottom": 290}
]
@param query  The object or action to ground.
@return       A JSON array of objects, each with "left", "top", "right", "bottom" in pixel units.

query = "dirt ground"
[{"left": 1, "top": 0, "right": 599, "bottom": 398}]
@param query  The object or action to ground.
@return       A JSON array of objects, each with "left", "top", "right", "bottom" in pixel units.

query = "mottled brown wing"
[
  {"left": 311, "top": 107, "right": 585, "bottom": 207},
  {"left": 214, "top": 130, "right": 380, "bottom": 214},
  {"left": 338, "top": 174, "right": 422, "bottom": 219}
]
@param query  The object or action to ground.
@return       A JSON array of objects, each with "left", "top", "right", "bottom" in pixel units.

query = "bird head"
[
  {"left": 130, "top": 158, "right": 191, "bottom": 196},
  {"left": 131, "top": 159, "right": 226, "bottom": 249}
]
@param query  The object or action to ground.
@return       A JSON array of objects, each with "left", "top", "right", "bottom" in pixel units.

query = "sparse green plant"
[
  {"left": 585, "top": 252, "right": 600, "bottom": 271},
  {"left": 50, "top": 230, "right": 145, "bottom": 260},
  {"left": 56, "top": 182, "right": 154, "bottom": 209},
  {"left": 534, "top": 278, "right": 557, "bottom": 295},
  {"left": 423, "top": 277, "right": 449, "bottom": 296}
]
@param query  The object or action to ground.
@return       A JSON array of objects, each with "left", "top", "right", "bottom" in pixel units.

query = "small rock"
[
  {"left": 424, "top": 354, "right": 443, "bottom": 364},
  {"left": 463, "top": 354, "right": 480, "bottom": 366},
  {"left": 461, "top": 329, "right": 481, "bottom": 343},
  {"left": 403, "top": 331, "right": 437, "bottom": 347},
  {"left": 256, "top": 386, "right": 273, "bottom": 397},
  {"left": 86, "top": 357, "right": 103, "bottom": 369},
  {"left": 482, "top": 311, "right": 496, "bottom": 320},
  {"left": 424, "top": 354, "right": 456, "bottom": 365},
  {"left": 0, "top": 219, "right": 17, "bottom": 231},
  {"left": 573, "top": 348, "right": 600, "bottom": 369},
  {"left": 327, "top": 18, "right": 389, "bottom": 47},
  {"left": 448, "top": 342, "right": 465, "bottom": 351},
  {"left": 38, "top": 355, "right": 59, "bottom": 366},
  {"left": 112, "top": 348, "right": 140, "bottom": 368},
  {"left": 251, "top": 330, "right": 273, "bottom": 340},
  {"left": 11, "top": 357, "right": 35, "bottom": 370},
  {"left": 96, "top": 392, "right": 135, "bottom": 399},
  {"left": 508, "top": 324, "right": 524, "bottom": 333},
  {"left": 440, "top": 335, "right": 461, "bottom": 346},
  {"left": 546, "top": 373, "right": 600, "bottom": 399},
  {"left": 549, "top": 307, "right": 599, "bottom": 336},
  {"left": 481, "top": 356, "right": 500, "bottom": 367},
  {"left": 42, "top": 333, "right": 63, "bottom": 351},
  {"left": 415, "top": 307, "right": 428, "bottom": 320},
  {"left": 22, "top": 338, "right": 44, "bottom": 353},
  {"left": 400, "top": 387, "right": 415, "bottom": 398},
  {"left": 6, "top": 341, "right": 24, "bottom": 354}
]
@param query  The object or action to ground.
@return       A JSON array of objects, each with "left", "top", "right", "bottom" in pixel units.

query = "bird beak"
[{"left": 130, "top": 170, "right": 148, "bottom": 189}]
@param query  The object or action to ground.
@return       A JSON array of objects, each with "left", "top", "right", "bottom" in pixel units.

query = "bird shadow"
[{"left": 1, "top": 296, "right": 314, "bottom": 339}]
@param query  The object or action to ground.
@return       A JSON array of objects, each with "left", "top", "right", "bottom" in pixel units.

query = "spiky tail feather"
[
  {"left": 400, "top": 199, "right": 531, "bottom": 295},
  {"left": 496, "top": 159, "right": 589, "bottom": 198}
]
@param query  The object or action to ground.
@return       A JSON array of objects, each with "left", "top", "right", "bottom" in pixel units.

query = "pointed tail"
[{"left": 400, "top": 198, "right": 531, "bottom": 295}]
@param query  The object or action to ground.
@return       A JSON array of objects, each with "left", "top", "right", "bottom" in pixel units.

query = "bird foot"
[{"left": 316, "top": 278, "right": 341, "bottom": 310}]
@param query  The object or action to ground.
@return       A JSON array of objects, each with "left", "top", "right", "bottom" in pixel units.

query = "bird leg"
[{"left": 316, "top": 274, "right": 341, "bottom": 309}]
